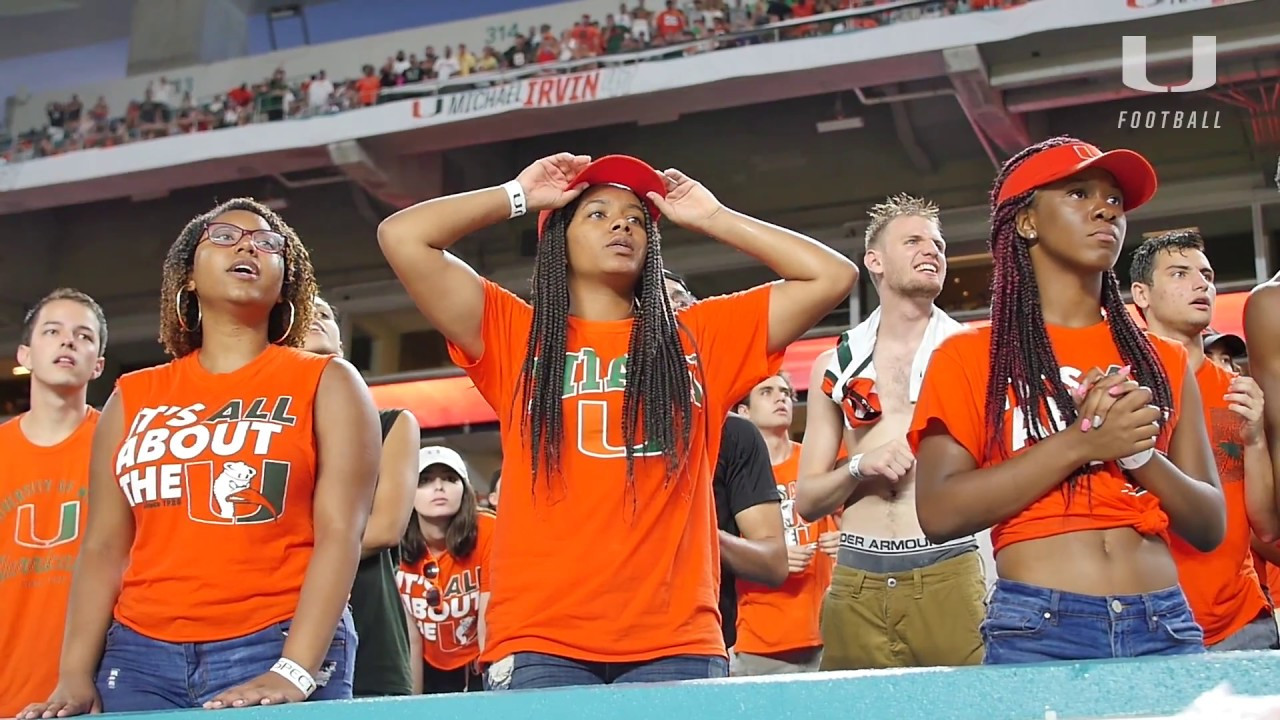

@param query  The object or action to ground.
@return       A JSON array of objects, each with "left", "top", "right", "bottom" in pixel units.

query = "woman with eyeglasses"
[
  {"left": 399, "top": 446, "right": 495, "bottom": 694},
  {"left": 20, "top": 199, "right": 381, "bottom": 716}
]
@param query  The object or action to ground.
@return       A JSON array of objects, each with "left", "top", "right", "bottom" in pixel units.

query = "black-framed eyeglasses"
[{"left": 203, "top": 222, "right": 286, "bottom": 255}]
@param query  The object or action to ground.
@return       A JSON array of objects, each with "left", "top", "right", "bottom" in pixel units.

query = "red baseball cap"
[
  {"left": 536, "top": 155, "right": 667, "bottom": 239},
  {"left": 996, "top": 141, "right": 1158, "bottom": 211}
]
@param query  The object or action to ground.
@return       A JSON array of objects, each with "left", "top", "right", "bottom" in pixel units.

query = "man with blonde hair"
[{"left": 795, "top": 194, "right": 990, "bottom": 670}]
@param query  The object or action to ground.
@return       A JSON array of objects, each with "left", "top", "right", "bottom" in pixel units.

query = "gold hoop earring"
[
  {"left": 176, "top": 288, "right": 201, "bottom": 332},
  {"left": 273, "top": 300, "right": 296, "bottom": 344}
]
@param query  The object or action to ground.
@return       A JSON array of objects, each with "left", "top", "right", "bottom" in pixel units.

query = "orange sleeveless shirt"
[
  {"left": 910, "top": 322, "right": 1187, "bottom": 554},
  {"left": 112, "top": 345, "right": 331, "bottom": 642},
  {"left": 0, "top": 410, "right": 98, "bottom": 716}
]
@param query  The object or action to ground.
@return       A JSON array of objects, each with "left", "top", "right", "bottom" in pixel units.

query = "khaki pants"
[
  {"left": 729, "top": 646, "right": 822, "bottom": 676},
  {"left": 819, "top": 551, "right": 985, "bottom": 670}
]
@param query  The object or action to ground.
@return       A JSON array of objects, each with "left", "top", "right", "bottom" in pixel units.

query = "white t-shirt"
[{"left": 307, "top": 79, "right": 334, "bottom": 107}]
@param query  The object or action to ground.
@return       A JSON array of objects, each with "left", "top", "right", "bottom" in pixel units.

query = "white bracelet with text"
[
  {"left": 501, "top": 179, "right": 527, "bottom": 219},
  {"left": 270, "top": 657, "right": 317, "bottom": 699}
]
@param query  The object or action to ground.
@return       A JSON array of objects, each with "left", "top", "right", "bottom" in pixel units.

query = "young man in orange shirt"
[
  {"left": 733, "top": 372, "right": 836, "bottom": 674},
  {"left": 0, "top": 289, "right": 107, "bottom": 716},
  {"left": 1130, "top": 230, "right": 1280, "bottom": 650}
]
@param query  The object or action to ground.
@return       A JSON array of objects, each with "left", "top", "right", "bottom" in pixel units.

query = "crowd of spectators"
[{"left": 0, "top": 0, "right": 1028, "bottom": 164}]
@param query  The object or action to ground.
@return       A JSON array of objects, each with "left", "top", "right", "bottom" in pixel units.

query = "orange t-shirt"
[
  {"left": 399, "top": 512, "right": 496, "bottom": 671},
  {"left": 447, "top": 280, "right": 782, "bottom": 664},
  {"left": 734, "top": 441, "right": 833, "bottom": 655},
  {"left": 909, "top": 322, "right": 1187, "bottom": 554},
  {"left": 356, "top": 76, "right": 380, "bottom": 106},
  {"left": 1169, "top": 361, "right": 1270, "bottom": 645},
  {"left": 112, "top": 345, "right": 332, "bottom": 642},
  {"left": 0, "top": 410, "right": 98, "bottom": 717},
  {"left": 656, "top": 9, "right": 686, "bottom": 36}
]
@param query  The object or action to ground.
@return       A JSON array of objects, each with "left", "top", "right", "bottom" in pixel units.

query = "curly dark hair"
[
  {"left": 158, "top": 198, "right": 317, "bottom": 358},
  {"left": 519, "top": 198, "right": 699, "bottom": 505},
  {"left": 983, "top": 136, "right": 1173, "bottom": 488},
  {"left": 1128, "top": 229, "right": 1206, "bottom": 288}
]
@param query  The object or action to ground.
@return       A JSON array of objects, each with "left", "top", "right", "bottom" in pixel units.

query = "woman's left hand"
[
  {"left": 203, "top": 671, "right": 306, "bottom": 709},
  {"left": 647, "top": 168, "right": 725, "bottom": 233}
]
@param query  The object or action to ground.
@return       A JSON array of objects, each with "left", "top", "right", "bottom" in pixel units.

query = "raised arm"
[
  {"left": 208, "top": 359, "right": 381, "bottom": 708},
  {"left": 645, "top": 171, "right": 857, "bottom": 354},
  {"left": 377, "top": 153, "right": 593, "bottom": 359},
  {"left": 20, "top": 393, "right": 132, "bottom": 719},
  {"left": 362, "top": 410, "right": 420, "bottom": 557}
]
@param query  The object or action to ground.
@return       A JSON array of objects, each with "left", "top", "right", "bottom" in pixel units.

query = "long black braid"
[
  {"left": 517, "top": 199, "right": 696, "bottom": 503},
  {"left": 984, "top": 136, "right": 1173, "bottom": 487}
]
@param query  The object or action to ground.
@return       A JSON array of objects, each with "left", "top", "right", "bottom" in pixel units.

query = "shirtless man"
[{"left": 795, "top": 195, "right": 989, "bottom": 670}]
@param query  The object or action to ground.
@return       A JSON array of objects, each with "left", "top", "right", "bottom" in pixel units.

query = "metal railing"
[{"left": 1, "top": 0, "right": 1031, "bottom": 157}]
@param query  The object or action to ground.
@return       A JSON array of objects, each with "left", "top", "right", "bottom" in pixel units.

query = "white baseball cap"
[{"left": 418, "top": 446, "right": 469, "bottom": 483}]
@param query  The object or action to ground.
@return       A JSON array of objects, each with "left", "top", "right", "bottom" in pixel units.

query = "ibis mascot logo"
[{"left": 114, "top": 397, "right": 297, "bottom": 525}]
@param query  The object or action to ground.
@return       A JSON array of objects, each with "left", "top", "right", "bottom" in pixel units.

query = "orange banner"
[{"left": 372, "top": 291, "right": 1249, "bottom": 431}]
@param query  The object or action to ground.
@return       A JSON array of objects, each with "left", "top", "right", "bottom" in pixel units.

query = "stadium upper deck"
[{"left": 0, "top": 0, "right": 1276, "bottom": 430}]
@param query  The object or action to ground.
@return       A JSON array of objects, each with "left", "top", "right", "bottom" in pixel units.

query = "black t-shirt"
[
  {"left": 713, "top": 415, "right": 779, "bottom": 648},
  {"left": 349, "top": 408, "right": 416, "bottom": 697},
  {"left": 138, "top": 101, "right": 168, "bottom": 124}
]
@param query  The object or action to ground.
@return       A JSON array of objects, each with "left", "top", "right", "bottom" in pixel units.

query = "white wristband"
[
  {"left": 501, "top": 179, "right": 527, "bottom": 218},
  {"left": 270, "top": 657, "right": 317, "bottom": 699},
  {"left": 847, "top": 453, "right": 865, "bottom": 480},
  {"left": 1117, "top": 448, "right": 1156, "bottom": 470}
]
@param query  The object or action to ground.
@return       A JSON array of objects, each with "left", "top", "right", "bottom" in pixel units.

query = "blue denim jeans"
[
  {"left": 484, "top": 652, "right": 728, "bottom": 690},
  {"left": 982, "top": 579, "right": 1205, "bottom": 664},
  {"left": 95, "top": 608, "right": 356, "bottom": 711}
]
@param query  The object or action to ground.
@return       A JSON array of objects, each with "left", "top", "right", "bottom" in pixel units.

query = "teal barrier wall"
[{"left": 109, "top": 652, "right": 1280, "bottom": 720}]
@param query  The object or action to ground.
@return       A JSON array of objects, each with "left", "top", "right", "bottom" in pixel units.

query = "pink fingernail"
[
  {"left": 1109, "top": 385, "right": 1123, "bottom": 396},
  {"left": 1120, "top": 365, "right": 1131, "bottom": 375},
  {"left": 1081, "top": 418, "right": 1092, "bottom": 431}
]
